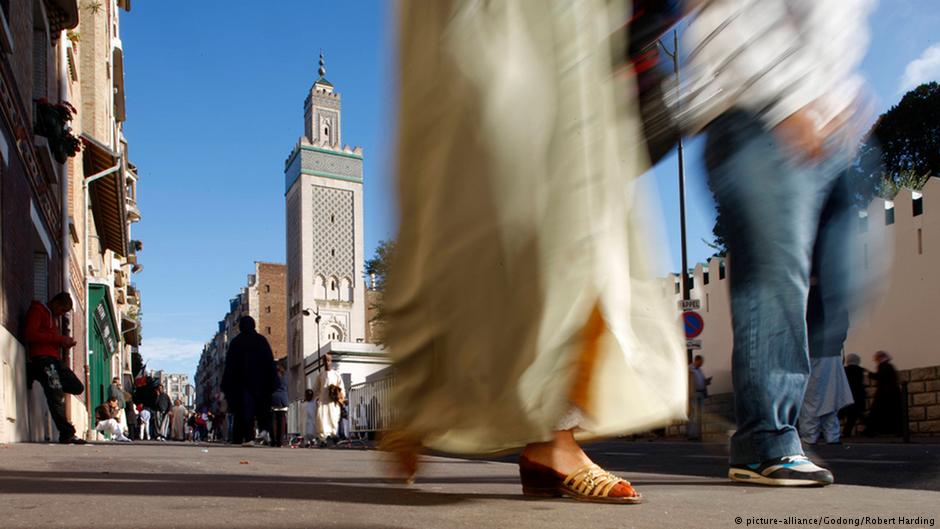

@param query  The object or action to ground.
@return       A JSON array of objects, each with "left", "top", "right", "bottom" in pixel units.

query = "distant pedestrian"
[
  {"left": 220, "top": 316, "right": 277, "bottom": 445},
  {"left": 271, "top": 365, "right": 290, "bottom": 447},
  {"left": 312, "top": 353, "right": 344, "bottom": 446},
  {"left": 95, "top": 396, "right": 132, "bottom": 442},
  {"left": 170, "top": 399, "right": 188, "bottom": 441},
  {"left": 110, "top": 377, "right": 128, "bottom": 435},
  {"left": 842, "top": 354, "right": 867, "bottom": 437},
  {"left": 303, "top": 389, "right": 317, "bottom": 447},
  {"left": 24, "top": 292, "right": 86, "bottom": 444},
  {"left": 138, "top": 406, "right": 152, "bottom": 440},
  {"left": 154, "top": 384, "right": 172, "bottom": 440},
  {"left": 687, "top": 355, "right": 711, "bottom": 441},
  {"left": 865, "top": 351, "right": 902, "bottom": 436}
]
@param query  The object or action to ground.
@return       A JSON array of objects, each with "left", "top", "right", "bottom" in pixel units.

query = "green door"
[{"left": 88, "top": 285, "right": 119, "bottom": 426}]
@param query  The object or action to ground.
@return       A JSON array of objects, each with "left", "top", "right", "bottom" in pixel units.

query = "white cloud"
[
  {"left": 899, "top": 43, "right": 940, "bottom": 93},
  {"left": 138, "top": 337, "right": 204, "bottom": 377}
]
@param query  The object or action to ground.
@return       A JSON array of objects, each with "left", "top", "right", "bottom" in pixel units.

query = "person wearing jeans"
[
  {"left": 681, "top": 0, "right": 875, "bottom": 486},
  {"left": 705, "top": 111, "right": 857, "bottom": 481}
]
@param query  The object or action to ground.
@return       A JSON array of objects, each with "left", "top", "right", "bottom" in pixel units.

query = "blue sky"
[{"left": 125, "top": 1, "right": 940, "bottom": 378}]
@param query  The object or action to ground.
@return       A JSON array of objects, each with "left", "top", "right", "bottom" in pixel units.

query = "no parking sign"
[{"left": 683, "top": 311, "right": 704, "bottom": 339}]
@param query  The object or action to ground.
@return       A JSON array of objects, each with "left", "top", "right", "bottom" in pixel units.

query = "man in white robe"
[{"left": 312, "top": 353, "right": 344, "bottom": 445}]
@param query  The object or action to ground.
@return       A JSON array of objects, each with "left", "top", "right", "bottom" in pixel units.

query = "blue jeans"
[{"left": 705, "top": 110, "right": 855, "bottom": 465}]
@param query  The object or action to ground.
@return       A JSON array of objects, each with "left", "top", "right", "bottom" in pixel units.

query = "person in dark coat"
[
  {"left": 221, "top": 316, "right": 277, "bottom": 445},
  {"left": 865, "top": 351, "right": 902, "bottom": 436},
  {"left": 841, "top": 353, "right": 866, "bottom": 437},
  {"left": 271, "top": 365, "right": 290, "bottom": 447},
  {"left": 154, "top": 384, "right": 172, "bottom": 440}
]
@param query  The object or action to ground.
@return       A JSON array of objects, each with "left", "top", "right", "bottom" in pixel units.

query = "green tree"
[
  {"left": 857, "top": 82, "right": 940, "bottom": 199},
  {"left": 364, "top": 239, "right": 396, "bottom": 290},
  {"left": 364, "top": 240, "right": 396, "bottom": 345}
]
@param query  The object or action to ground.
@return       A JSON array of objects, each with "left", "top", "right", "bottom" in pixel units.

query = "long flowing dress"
[
  {"left": 384, "top": 0, "right": 687, "bottom": 455},
  {"left": 313, "top": 370, "right": 343, "bottom": 439},
  {"left": 170, "top": 405, "right": 187, "bottom": 441}
]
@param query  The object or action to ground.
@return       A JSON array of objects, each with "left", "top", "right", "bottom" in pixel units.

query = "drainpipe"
[{"left": 82, "top": 157, "right": 122, "bottom": 419}]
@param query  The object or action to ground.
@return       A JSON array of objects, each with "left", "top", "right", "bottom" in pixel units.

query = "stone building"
[
  {"left": 0, "top": 0, "right": 142, "bottom": 443},
  {"left": 284, "top": 55, "right": 367, "bottom": 401}
]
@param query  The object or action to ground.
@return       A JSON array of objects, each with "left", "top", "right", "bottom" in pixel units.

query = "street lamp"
[
  {"left": 301, "top": 306, "right": 322, "bottom": 365},
  {"left": 658, "top": 29, "right": 693, "bottom": 364}
]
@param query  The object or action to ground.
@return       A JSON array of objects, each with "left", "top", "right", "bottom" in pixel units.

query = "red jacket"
[{"left": 24, "top": 301, "right": 68, "bottom": 360}]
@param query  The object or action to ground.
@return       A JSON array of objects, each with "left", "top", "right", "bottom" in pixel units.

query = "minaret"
[
  {"left": 284, "top": 54, "right": 366, "bottom": 400},
  {"left": 304, "top": 53, "right": 340, "bottom": 147}
]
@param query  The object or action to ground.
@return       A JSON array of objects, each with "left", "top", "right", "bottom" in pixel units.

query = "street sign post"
[
  {"left": 686, "top": 339, "right": 702, "bottom": 350},
  {"left": 683, "top": 311, "right": 704, "bottom": 339}
]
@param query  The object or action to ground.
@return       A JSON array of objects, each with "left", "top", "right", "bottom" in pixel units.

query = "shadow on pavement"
[{"left": 0, "top": 469, "right": 522, "bottom": 505}]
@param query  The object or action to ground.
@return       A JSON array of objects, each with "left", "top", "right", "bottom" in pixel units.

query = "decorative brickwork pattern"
[{"left": 311, "top": 185, "right": 355, "bottom": 280}]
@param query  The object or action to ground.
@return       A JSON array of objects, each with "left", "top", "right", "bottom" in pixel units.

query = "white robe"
[
  {"left": 385, "top": 0, "right": 687, "bottom": 454},
  {"left": 313, "top": 370, "right": 343, "bottom": 438}
]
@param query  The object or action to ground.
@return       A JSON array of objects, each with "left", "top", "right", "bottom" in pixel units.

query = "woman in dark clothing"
[
  {"left": 842, "top": 353, "right": 866, "bottom": 437},
  {"left": 866, "top": 351, "right": 903, "bottom": 436},
  {"left": 271, "top": 365, "right": 290, "bottom": 447}
]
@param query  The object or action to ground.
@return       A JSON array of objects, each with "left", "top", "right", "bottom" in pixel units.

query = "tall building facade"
[
  {"left": 284, "top": 56, "right": 366, "bottom": 400},
  {"left": 0, "top": 0, "right": 142, "bottom": 443}
]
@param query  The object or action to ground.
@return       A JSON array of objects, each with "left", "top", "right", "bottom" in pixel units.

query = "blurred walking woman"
[{"left": 383, "top": 0, "right": 687, "bottom": 503}]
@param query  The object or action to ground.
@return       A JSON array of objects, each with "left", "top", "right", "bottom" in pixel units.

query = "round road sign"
[{"left": 683, "top": 311, "right": 704, "bottom": 339}]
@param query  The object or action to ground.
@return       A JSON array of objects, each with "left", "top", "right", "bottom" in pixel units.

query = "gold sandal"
[{"left": 519, "top": 456, "right": 643, "bottom": 504}]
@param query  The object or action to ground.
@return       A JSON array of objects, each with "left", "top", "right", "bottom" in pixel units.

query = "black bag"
[{"left": 58, "top": 364, "right": 84, "bottom": 395}]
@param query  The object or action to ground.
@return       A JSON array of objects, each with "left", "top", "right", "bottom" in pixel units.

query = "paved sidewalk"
[{"left": 0, "top": 442, "right": 937, "bottom": 529}]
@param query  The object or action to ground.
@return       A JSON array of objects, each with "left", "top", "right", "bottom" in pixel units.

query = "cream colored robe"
[{"left": 385, "top": 0, "right": 687, "bottom": 454}]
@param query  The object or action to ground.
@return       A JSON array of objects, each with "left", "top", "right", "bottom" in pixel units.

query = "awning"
[
  {"left": 83, "top": 134, "right": 127, "bottom": 257},
  {"left": 122, "top": 314, "right": 140, "bottom": 347},
  {"left": 44, "top": 0, "right": 79, "bottom": 33},
  {"left": 113, "top": 48, "right": 126, "bottom": 122}
]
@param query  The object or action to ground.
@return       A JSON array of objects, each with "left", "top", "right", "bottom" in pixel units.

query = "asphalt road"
[{"left": 0, "top": 440, "right": 937, "bottom": 529}]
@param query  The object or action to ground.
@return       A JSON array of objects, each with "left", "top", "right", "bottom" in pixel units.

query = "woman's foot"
[
  {"left": 380, "top": 430, "right": 421, "bottom": 485},
  {"left": 519, "top": 431, "right": 641, "bottom": 503}
]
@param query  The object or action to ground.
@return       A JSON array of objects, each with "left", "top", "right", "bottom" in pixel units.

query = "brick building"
[
  {"left": 195, "top": 262, "right": 286, "bottom": 409},
  {"left": 247, "top": 262, "right": 287, "bottom": 360},
  {"left": 0, "top": 0, "right": 144, "bottom": 444}
]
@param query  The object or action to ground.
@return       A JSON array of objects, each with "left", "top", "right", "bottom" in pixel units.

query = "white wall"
[{"left": 672, "top": 177, "right": 940, "bottom": 393}]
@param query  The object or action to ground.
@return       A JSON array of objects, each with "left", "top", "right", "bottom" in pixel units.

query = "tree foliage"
[
  {"left": 364, "top": 239, "right": 396, "bottom": 290},
  {"left": 857, "top": 82, "right": 940, "bottom": 198}
]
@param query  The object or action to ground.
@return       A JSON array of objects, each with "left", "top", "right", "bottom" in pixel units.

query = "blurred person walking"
[
  {"left": 680, "top": 0, "right": 876, "bottom": 486},
  {"left": 842, "top": 354, "right": 866, "bottom": 437},
  {"left": 865, "top": 351, "right": 902, "bottom": 436},
  {"left": 383, "top": 0, "right": 687, "bottom": 503},
  {"left": 221, "top": 316, "right": 277, "bottom": 445},
  {"left": 271, "top": 365, "right": 290, "bottom": 447},
  {"left": 25, "top": 292, "right": 86, "bottom": 444}
]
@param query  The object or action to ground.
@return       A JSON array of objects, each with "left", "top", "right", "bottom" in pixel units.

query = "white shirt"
[{"left": 678, "top": 0, "right": 874, "bottom": 133}]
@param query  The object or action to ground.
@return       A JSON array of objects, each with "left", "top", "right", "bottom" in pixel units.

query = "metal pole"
[{"left": 660, "top": 30, "right": 692, "bottom": 364}]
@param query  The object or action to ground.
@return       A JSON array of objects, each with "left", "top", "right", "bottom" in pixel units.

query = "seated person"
[{"left": 95, "top": 397, "right": 132, "bottom": 442}]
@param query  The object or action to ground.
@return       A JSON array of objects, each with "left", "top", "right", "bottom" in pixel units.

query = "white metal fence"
[
  {"left": 286, "top": 372, "right": 396, "bottom": 438},
  {"left": 348, "top": 374, "right": 395, "bottom": 435}
]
